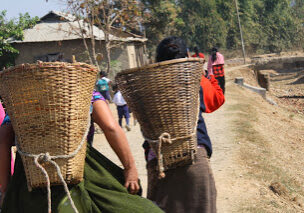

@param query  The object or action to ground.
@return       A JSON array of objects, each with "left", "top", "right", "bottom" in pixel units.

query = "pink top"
[
  {"left": 207, "top": 52, "right": 225, "bottom": 75},
  {"left": 0, "top": 102, "right": 5, "bottom": 124}
]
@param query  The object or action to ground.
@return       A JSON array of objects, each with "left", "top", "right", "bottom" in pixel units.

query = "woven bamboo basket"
[
  {"left": 116, "top": 58, "right": 203, "bottom": 173},
  {"left": 0, "top": 62, "right": 97, "bottom": 190}
]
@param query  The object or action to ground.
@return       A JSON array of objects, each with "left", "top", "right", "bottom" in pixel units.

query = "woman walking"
[
  {"left": 0, "top": 91, "right": 163, "bottom": 213},
  {"left": 207, "top": 47, "right": 225, "bottom": 94},
  {"left": 144, "top": 36, "right": 225, "bottom": 213}
]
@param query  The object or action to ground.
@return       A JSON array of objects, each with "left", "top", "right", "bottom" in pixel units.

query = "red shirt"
[
  {"left": 192, "top": 53, "right": 205, "bottom": 59},
  {"left": 212, "top": 64, "right": 225, "bottom": 77},
  {"left": 200, "top": 74, "right": 225, "bottom": 113}
]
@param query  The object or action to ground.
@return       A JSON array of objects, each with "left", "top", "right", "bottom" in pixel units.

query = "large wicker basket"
[
  {"left": 116, "top": 58, "right": 203, "bottom": 174},
  {"left": 0, "top": 62, "right": 97, "bottom": 190}
]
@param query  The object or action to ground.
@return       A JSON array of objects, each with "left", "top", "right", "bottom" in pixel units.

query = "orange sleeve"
[{"left": 200, "top": 75, "right": 225, "bottom": 113}]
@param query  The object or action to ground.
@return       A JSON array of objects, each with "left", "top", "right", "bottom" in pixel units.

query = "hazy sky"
[{"left": 1, "top": 0, "right": 65, "bottom": 19}]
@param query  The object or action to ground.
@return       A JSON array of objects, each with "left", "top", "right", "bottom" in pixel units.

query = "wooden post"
[
  {"left": 72, "top": 55, "right": 76, "bottom": 63},
  {"left": 235, "top": 0, "right": 246, "bottom": 64}
]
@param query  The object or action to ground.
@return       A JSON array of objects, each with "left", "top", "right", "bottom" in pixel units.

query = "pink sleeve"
[
  {"left": 216, "top": 53, "right": 225, "bottom": 64},
  {"left": 0, "top": 102, "right": 5, "bottom": 124}
]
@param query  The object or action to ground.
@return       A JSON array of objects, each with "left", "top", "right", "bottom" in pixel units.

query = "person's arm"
[
  {"left": 200, "top": 75, "right": 225, "bottom": 113},
  {"left": 207, "top": 57, "right": 213, "bottom": 75},
  {"left": 217, "top": 52, "right": 225, "bottom": 64},
  {"left": 112, "top": 93, "right": 118, "bottom": 106},
  {"left": 0, "top": 123, "right": 14, "bottom": 205},
  {"left": 108, "top": 80, "right": 112, "bottom": 88},
  {"left": 91, "top": 100, "right": 139, "bottom": 194}
]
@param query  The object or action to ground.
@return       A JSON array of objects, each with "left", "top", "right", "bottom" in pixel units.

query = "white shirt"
[
  {"left": 113, "top": 91, "right": 127, "bottom": 106},
  {"left": 102, "top": 77, "right": 111, "bottom": 83}
]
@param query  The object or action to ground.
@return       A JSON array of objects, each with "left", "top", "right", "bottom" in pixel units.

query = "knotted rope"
[
  {"left": 145, "top": 132, "right": 196, "bottom": 179},
  {"left": 144, "top": 97, "right": 201, "bottom": 179},
  {"left": 15, "top": 114, "right": 91, "bottom": 213}
]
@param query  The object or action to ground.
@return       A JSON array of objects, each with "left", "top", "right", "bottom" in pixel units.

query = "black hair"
[
  {"left": 194, "top": 46, "right": 199, "bottom": 56},
  {"left": 99, "top": 71, "right": 107, "bottom": 77},
  {"left": 211, "top": 47, "right": 218, "bottom": 62},
  {"left": 156, "top": 36, "right": 188, "bottom": 62},
  {"left": 112, "top": 84, "right": 118, "bottom": 91}
]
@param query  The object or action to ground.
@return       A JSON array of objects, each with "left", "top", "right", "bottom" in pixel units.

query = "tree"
[
  {"left": 259, "top": 0, "right": 297, "bottom": 52},
  {"left": 178, "top": 0, "right": 226, "bottom": 51},
  {"left": 291, "top": 0, "right": 304, "bottom": 50},
  {"left": 0, "top": 11, "right": 38, "bottom": 69},
  {"left": 66, "top": 0, "right": 143, "bottom": 73},
  {"left": 142, "top": 0, "right": 303, "bottom": 57},
  {"left": 237, "top": 0, "right": 301, "bottom": 53},
  {"left": 141, "top": 0, "right": 182, "bottom": 57}
]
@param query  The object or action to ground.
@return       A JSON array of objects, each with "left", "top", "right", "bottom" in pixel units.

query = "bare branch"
[{"left": 109, "top": 8, "right": 127, "bottom": 27}]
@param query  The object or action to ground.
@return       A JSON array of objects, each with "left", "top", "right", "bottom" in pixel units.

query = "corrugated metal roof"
[
  {"left": 40, "top": 11, "right": 76, "bottom": 22},
  {"left": 9, "top": 11, "right": 147, "bottom": 43}
]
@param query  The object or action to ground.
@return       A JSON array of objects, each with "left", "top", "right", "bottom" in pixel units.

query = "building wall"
[
  {"left": 13, "top": 39, "right": 145, "bottom": 72},
  {"left": 127, "top": 44, "right": 137, "bottom": 69},
  {"left": 135, "top": 44, "right": 148, "bottom": 67}
]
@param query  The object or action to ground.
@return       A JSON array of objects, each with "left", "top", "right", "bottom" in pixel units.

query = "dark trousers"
[
  {"left": 117, "top": 105, "right": 130, "bottom": 126},
  {"left": 147, "top": 147, "right": 217, "bottom": 213},
  {"left": 215, "top": 76, "right": 225, "bottom": 94}
]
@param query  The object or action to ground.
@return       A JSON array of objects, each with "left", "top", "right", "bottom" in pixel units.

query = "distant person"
[
  {"left": 192, "top": 46, "right": 205, "bottom": 59},
  {"left": 96, "top": 71, "right": 112, "bottom": 102},
  {"left": 207, "top": 47, "right": 225, "bottom": 94},
  {"left": 112, "top": 84, "right": 131, "bottom": 131},
  {"left": 192, "top": 46, "right": 207, "bottom": 76}
]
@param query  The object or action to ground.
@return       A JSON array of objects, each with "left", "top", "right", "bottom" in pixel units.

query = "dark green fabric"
[{"left": 2, "top": 145, "right": 163, "bottom": 213}]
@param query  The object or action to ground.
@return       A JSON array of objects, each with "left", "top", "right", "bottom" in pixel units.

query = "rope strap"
[
  {"left": 144, "top": 97, "right": 201, "bottom": 179},
  {"left": 15, "top": 114, "right": 91, "bottom": 213},
  {"left": 145, "top": 132, "right": 196, "bottom": 179}
]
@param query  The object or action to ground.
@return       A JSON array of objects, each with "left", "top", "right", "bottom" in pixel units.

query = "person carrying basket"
[
  {"left": 0, "top": 92, "right": 162, "bottom": 212},
  {"left": 143, "top": 36, "right": 225, "bottom": 213}
]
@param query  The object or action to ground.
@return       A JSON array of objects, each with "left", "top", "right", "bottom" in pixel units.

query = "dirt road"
[{"left": 92, "top": 65, "right": 247, "bottom": 211}]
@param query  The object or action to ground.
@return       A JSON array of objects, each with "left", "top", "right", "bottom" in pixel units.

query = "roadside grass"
[{"left": 227, "top": 85, "right": 304, "bottom": 212}]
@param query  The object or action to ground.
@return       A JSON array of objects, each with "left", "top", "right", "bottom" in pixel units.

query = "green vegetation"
[
  {"left": 0, "top": 10, "right": 38, "bottom": 70},
  {"left": 1, "top": 1, "right": 303, "bottom": 68},
  {"left": 142, "top": 0, "right": 304, "bottom": 56}
]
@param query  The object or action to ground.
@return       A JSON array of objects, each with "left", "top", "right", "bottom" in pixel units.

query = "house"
[{"left": 9, "top": 11, "right": 147, "bottom": 77}]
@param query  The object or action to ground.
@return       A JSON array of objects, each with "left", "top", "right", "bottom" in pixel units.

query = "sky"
[{"left": 1, "top": 0, "right": 65, "bottom": 19}]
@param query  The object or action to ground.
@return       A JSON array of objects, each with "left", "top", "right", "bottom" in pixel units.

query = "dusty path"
[
  {"left": 93, "top": 65, "right": 245, "bottom": 210},
  {"left": 205, "top": 78, "right": 241, "bottom": 212}
]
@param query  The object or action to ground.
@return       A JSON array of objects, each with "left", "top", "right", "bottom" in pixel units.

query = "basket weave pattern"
[
  {"left": 116, "top": 58, "right": 203, "bottom": 170},
  {"left": 0, "top": 62, "right": 97, "bottom": 189}
]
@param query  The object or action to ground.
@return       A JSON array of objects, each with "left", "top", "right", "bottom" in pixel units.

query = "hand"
[
  {"left": 124, "top": 167, "right": 140, "bottom": 195},
  {"left": 201, "top": 69, "right": 206, "bottom": 76}
]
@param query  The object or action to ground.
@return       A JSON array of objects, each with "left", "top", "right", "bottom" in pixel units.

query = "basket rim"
[
  {"left": 0, "top": 61, "right": 97, "bottom": 76},
  {"left": 117, "top": 58, "right": 204, "bottom": 76}
]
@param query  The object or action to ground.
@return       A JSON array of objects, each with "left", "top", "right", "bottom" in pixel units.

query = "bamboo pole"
[{"left": 235, "top": 0, "right": 246, "bottom": 64}]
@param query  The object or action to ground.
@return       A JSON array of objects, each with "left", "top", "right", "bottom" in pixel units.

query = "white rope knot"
[
  {"left": 39, "top": 152, "right": 51, "bottom": 162},
  {"left": 15, "top": 112, "right": 91, "bottom": 213},
  {"left": 158, "top": 133, "right": 172, "bottom": 144},
  {"left": 157, "top": 132, "right": 173, "bottom": 179},
  {"left": 144, "top": 97, "right": 201, "bottom": 180}
]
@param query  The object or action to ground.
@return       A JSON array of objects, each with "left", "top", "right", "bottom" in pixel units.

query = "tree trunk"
[
  {"left": 89, "top": 21, "right": 99, "bottom": 70},
  {"left": 104, "top": 26, "right": 111, "bottom": 74},
  {"left": 105, "top": 42, "right": 111, "bottom": 73}
]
